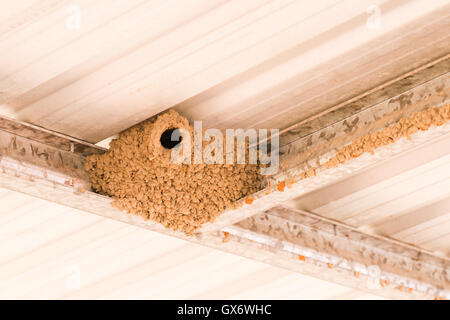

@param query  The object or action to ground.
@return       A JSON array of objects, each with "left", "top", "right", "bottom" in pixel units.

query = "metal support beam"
[
  {"left": 0, "top": 114, "right": 186, "bottom": 238},
  {"left": 224, "top": 206, "right": 449, "bottom": 299},
  {"left": 0, "top": 114, "right": 449, "bottom": 299},
  {"left": 0, "top": 59, "right": 449, "bottom": 299},
  {"left": 198, "top": 70, "right": 450, "bottom": 234}
]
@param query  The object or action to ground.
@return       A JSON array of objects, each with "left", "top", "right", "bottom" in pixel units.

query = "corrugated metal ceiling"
[
  {"left": 0, "top": 0, "right": 449, "bottom": 142},
  {"left": 0, "top": 0, "right": 449, "bottom": 299},
  {"left": 287, "top": 134, "right": 450, "bottom": 257},
  {"left": 0, "top": 188, "right": 385, "bottom": 299}
]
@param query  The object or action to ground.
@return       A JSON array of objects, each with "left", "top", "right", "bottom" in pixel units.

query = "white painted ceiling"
[
  {"left": 287, "top": 134, "right": 450, "bottom": 257},
  {"left": 0, "top": 188, "right": 386, "bottom": 299},
  {"left": 0, "top": 0, "right": 449, "bottom": 142},
  {"left": 0, "top": 0, "right": 449, "bottom": 299}
]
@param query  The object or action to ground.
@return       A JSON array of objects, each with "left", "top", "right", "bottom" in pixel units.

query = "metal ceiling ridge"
[
  {"left": 0, "top": 113, "right": 106, "bottom": 157},
  {"left": 201, "top": 72, "right": 450, "bottom": 234},
  {"left": 0, "top": 55, "right": 449, "bottom": 299}
]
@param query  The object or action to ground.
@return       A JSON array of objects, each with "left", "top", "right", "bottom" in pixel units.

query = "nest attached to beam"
[{"left": 85, "top": 110, "right": 263, "bottom": 234}]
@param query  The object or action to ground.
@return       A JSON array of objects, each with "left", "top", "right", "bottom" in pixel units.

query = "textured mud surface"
[
  {"left": 324, "top": 104, "right": 450, "bottom": 168},
  {"left": 85, "top": 110, "right": 262, "bottom": 234}
]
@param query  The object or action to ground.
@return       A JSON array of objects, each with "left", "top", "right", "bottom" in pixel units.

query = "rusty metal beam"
[
  {"left": 278, "top": 53, "right": 450, "bottom": 147},
  {"left": 0, "top": 115, "right": 105, "bottom": 157},
  {"left": 0, "top": 57, "right": 449, "bottom": 299},
  {"left": 0, "top": 114, "right": 187, "bottom": 238},
  {"left": 0, "top": 113, "right": 449, "bottom": 299},
  {"left": 220, "top": 206, "right": 449, "bottom": 299},
  {"left": 198, "top": 70, "right": 450, "bottom": 234}
]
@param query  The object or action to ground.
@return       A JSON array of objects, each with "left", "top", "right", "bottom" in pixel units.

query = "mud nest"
[{"left": 85, "top": 110, "right": 263, "bottom": 234}]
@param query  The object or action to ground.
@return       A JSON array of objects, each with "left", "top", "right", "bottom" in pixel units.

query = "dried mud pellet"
[
  {"left": 324, "top": 104, "right": 450, "bottom": 168},
  {"left": 245, "top": 197, "right": 254, "bottom": 205},
  {"left": 222, "top": 231, "right": 230, "bottom": 243},
  {"left": 306, "top": 168, "right": 316, "bottom": 177},
  {"left": 277, "top": 181, "right": 285, "bottom": 192},
  {"left": 286, "top": 179, "right": 295, "bottom": 188}
]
